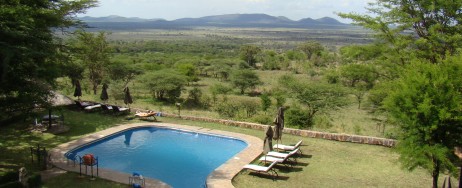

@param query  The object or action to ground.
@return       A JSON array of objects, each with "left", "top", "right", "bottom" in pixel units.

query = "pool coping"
[{"left": 49, "top": 122, "right": 263, "bottom": 188}]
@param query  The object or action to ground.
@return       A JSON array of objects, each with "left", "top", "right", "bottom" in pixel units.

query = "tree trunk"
[
  {"left": 93, "top": 84, "right": 98, "bottom": 95},
  {"left": 432, "top": 157, "right": 440, "bottom": 188}
]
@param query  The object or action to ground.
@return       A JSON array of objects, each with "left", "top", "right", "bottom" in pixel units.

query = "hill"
[{"left": 79, "top": 13, "right": 349, "bottom": 30}]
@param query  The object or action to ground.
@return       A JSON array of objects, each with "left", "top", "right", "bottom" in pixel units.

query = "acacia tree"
[
  {"left": 340, "top": 1, "right": 462, "bottom": 186},
  {"left": 279, "top": 75, "right": 349, "bottom": 127},
  {"left": 239, "top": 45, "right": 261, "bottom": 68},
  {"left": 143, "top": 70, "right": 187, "bottom": 101},
  {"left": 0, "top": 0, "right": 96, "bottom": 118},
  {"left": 73, "top": 30, "right": 112, "bottom": 95},
  {"left": 384, "top": 59, "right": 462, "bottom": 187},
  {"left": 230, "top": 69, "right": 262, "bottom": 95},
  {"left": 297, "top": 41, "right": 325, "bottom": 60}
]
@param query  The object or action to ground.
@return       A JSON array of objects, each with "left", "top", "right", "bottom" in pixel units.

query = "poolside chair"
[
  {"left": 84, "top": 104, "right": 102, "bottom": 112},
  {"left": 75, "top": 100, "right": 93, "bottom": 110},
  {"left": 112, "top": 106, "right": 130, "bottom": 115},
  {"left": 273, "top": 140, "right": 303, "bottom": 154},
  {"left": 134, "top": 110, "right": 157, "bottom": 121},
  {"left": 243, "top": 161, "right": 279, "bottom": 178},
  {"left": 259, "top": 148, "right": 300, "bottom": 165},
  {"left": 101, "top": 104, "right": 113, "bottom": 113}
]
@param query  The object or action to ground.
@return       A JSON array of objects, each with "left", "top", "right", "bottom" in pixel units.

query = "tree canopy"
[
  {"left": 339, "top": 0, "right": 462, "bottom": 187},
  {"left": 0, "top": 0, "right": 97, "bottom": 118}
]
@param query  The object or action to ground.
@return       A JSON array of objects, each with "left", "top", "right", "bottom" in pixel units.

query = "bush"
[
  {"left": 209, "top": 84, "right": 232, "bottom": 95},
  {"left": 0, "top": 171, "right": 18, "bottom": 184},
  {"left": 26, "top": 173, "right": 41, "bottom": 188},
  {"left": 214, "top": 101, "right": 239, "bottom": 118},
  {"left": 0, "top": 181, "right": 22, "bottom": 188},
  {"left": 250, "top": 114, "right": 273, "bottom": 125},
  {"left": 314, "top": 115, "right": 334, "bottom": 130},
  {"left": 286, "top": 106, "right": 312, "bottom": 129}
]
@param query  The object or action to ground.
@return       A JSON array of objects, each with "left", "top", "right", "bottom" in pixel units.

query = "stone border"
[
  {"left": 156, "top": 112, "right": 396, "bottom": 147},
  {"left": 50, "top": 122, "right": 262, "bottom": 188}
]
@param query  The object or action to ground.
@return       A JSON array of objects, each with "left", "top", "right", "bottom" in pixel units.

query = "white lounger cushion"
[
  {"left": 243, "top": 161, "right": 278, "bottom": 172},
  {"left": 267, "top": 148, "right": 300, "bottom": 158},
  {"left": 273, "top": 140, "right": 302, "bottom": 151},
  {"left": 84, "top": 104, "right": 102, "bottom": 110},
  {"left": 119, "top": 107, "right": 129, "bottom": 111},
  {"left": 259, "top": 156, "right": 284, "bottom": 163}
]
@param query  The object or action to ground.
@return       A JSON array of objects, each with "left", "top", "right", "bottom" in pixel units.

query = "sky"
[{"left": 82, "top": 0, "right": 374, "bottom": 23}]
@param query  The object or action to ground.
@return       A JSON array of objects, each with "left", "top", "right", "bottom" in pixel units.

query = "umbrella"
[
  {"left": 124, "top": 87, "right": 133, "bottom": 108},
  {"left": 73, "top": 80, "right": 82, "bottom": 99},
  {"left": 273, "top": 107, "right": 284, "bottom": 145},
  {"left": 100, "top": 83, "right": 109, "bottom": 102},
  {"left": 263, "top": 125, "right": 274, "bottom": 163}
]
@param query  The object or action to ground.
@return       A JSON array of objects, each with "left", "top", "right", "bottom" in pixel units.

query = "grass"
[{"left": 1, "top": 107, "right": 457, "bottom": 187}]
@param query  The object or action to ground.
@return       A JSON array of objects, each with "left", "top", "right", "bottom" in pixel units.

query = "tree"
[
  {"left": 260, "top": 93, "right": 271, "bottom": 113},
  {"left": 143, "top": 70, "right": 187, "bottom": 101},
  {"left": 109, "top": 61, "right": 143, "bottom": 88},
  {"left": 73, "top": 30, "right": 112, "bottom": 95},
  {"left": 338, "top": 0, "right": 462, "bottom": 65},
  {"left": 297, "top": 41, "right": 325, "bottom": 59},
  {"left": 175, "top": 62, "right": 199, "bottom": 85},
  {"left": 279, "top": 75, "right": 349, "bottom": 127},
  {"left": 384, "top": 60, "right": 462, "bottom": 188},
  {"left": 0, "top": 0, "right": 96, "bottom": 118},
  {"left": 339, "top": 63, "right": 378, "bottom": 109},
  {"left": 239, "top": 45, "right": 261, "bottom": 68},
  {"left": 230, "top": 69, "right": 262, "bottom": 95},
  {"left": 339, "top": 1, "right": 462, "bottom": 186}
]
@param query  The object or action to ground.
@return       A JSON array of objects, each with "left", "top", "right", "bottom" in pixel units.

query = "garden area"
[{"left": 0, "top": 107, "right": 453, "bottom": 187}]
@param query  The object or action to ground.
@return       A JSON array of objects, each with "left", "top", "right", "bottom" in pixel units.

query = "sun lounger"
[
  {"left": 75, "top": 100, "right": 94, "bottom": 109},
  {"left": 260, "top": 148, "right": 300, "bottom": 165},
  {"left": 266, "top": 148, "right": 300, "bottom": 163},
  {"left": 84, "top": 104, "right": 102, "bottom": 111},
  {"left": 243, "top": 161, "right": 278, "bottom": 177},
  {"left": 134, "top": 111, "right": 157, "bottom": 121},
  {"left": 112, "top": 106, "right": 130, "bottom": 115},
  {"left": 273, "top": 140, "right": 303, "bottom": 154}
]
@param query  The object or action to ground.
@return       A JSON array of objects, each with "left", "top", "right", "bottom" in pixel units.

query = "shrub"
[
  {"left": 214, "top": 101, "right": 239, "bottom": 118},
  {"left": 0, "top": 171, "right": 18, "bottom": 184},
  {"left": 209, "top": 84, "right": 232, "bottom": 95},
  {"left": 26, "top": 173, "right": 41, "bottom": 188},
  {"left": 286, "top": 106, "right": 312, "bottom": 129},
  {"left": 250, "top": 114, "right": 273, "bottom": 125},
  {"left": 0, "top": 181, "right": 22, "bottom": 188},
  {"left": 314, "top": 115, "right": 334, "bottom": 130}
]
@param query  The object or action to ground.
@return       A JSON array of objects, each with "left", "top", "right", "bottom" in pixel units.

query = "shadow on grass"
[
  {"left": 274, "top": 165, "right": 304, "bottom": 173},
  {"left": 298, "top": 154, "right": 312, "bottom": 158},
  {"left": 247, "top": 172, "right": 289, "bottom": 181}
]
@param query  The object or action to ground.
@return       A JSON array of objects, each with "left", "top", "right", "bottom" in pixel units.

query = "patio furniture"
[
  {"left": 112, "top": 106, "right": 130, "bottom": 115},
  {"left": 243, "top": 161, "right": 279, "bottom": 178},
  {"left": 134, "top": 111, "right": 157, "bottom": 121},
  {"left": 129, "top": 172, "right": 145, "bottom": 188},
  {"left": 267, "top": 148, "right": 300, "bottom": 163},
  {"left": 273, "top": 140, "right": 303, "bottom": 154}
]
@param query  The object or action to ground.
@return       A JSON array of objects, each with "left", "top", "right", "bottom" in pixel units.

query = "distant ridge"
[{"left": 79, "top": 13, "right": 348, "bottom": 29}]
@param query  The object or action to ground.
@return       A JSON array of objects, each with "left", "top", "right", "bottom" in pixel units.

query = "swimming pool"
[{"left": 65, "top": 126, "right": 248, "bottom": 188}]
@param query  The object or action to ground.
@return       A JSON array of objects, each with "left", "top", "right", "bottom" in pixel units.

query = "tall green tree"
[
  {"left": 279, "top": 75, "right": 349, "bottom": 128},
  {"left": 384, "top": 60, "right": 462, "bottom": 187},
  {"left": 297, "top": 41, "right": 325, "bottom": 59},
  {"left": 239, "top": 45, "right": 261, "bottom": 68},
  {"left": 73, "top": 30, "right": 112, "bottom": 95},
  {"left": 143, "top": 70, "right": 187, "bottom": 101},
  {"left": 340, "top": 1, "right": 462, "bottom": 186},
  {"left": 230, "top": 69, "right": 262, "bottom": 95},
  {"left": 0, "top": 0, "right": 96, "bottom": 118}
]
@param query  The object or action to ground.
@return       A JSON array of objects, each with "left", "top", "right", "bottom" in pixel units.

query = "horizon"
[
  {"left": 81, "top": 0, "right": 374, "bottom": 24},
  {"left": 80, "top": 13, "right": 348, "bottom": 23}
]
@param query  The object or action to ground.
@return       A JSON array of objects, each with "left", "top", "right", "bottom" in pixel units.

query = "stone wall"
[{"left": 157, "top": 112, "right": 396, "bottom": 147}]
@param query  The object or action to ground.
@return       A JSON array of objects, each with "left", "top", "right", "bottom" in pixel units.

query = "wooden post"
[{"left": 455, "top": 147, "right": 462, "bottom": 188}]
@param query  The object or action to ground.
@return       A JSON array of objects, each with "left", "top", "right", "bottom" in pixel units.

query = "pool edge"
[{"left": 50, "top": 122, "right": 263, "bottom": 188}]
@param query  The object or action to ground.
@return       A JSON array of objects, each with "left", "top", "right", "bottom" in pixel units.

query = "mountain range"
[{"left": 79, "top": 14, "right": 348, "bottom": 29}]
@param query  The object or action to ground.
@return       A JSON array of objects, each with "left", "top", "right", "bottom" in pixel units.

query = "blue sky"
[{"left": 82, "top": 0, "right": 373, "bottom": 23}]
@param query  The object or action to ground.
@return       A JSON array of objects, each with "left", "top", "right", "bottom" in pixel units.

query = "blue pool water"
[{"left": 65, "top": 127, "right": 248, "bottom": 188}]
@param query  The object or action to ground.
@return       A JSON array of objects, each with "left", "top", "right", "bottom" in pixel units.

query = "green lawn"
[{"left": 0, "top": 107, "right": 458, "bottom": 187}]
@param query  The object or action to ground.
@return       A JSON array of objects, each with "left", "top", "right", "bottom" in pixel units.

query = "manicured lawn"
[{"left": 0, "top": 107, "right": 458, "bottom": 187}]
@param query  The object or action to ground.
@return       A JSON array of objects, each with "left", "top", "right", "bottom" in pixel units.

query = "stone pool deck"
[{"left": 50, "top": 122, "right": 263, "bottom": 188}]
